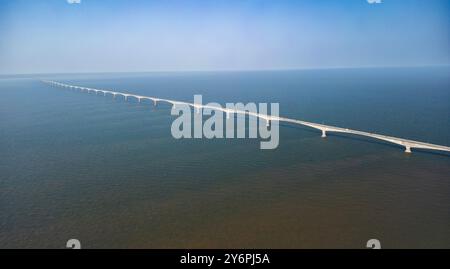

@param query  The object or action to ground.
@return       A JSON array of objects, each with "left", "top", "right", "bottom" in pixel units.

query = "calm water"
[{"left": 1, "top": 67, "right": 449, "bottom": 248}]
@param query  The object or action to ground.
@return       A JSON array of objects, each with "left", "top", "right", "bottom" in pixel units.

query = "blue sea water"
[{"left": 0, "top": 67, "right": 449, "bottom": 248}]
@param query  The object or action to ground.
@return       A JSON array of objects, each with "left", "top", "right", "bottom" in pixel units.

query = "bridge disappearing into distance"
[{"left": 41, "top": 80, "right": 450, "bottom": 155}]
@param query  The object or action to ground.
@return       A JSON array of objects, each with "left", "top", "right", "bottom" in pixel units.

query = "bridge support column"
[
  {"left": 321, "top": 129, "right": 326, "bottom": 138},
  {"left": 196, "top": 107, "right": 200, "bottom": 114},
  {"left": 405, "top": 146, "right": 412, "bottom": 153},
  {"left": 153, "top": 100, "right": 157, "bottom": 106},
  {"left": 266, "top": 119, "right": 270, "bottom": 127}
]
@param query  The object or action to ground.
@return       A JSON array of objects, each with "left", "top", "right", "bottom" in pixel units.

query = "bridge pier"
[
  {"left": 266, "top": 119, "right": 270, "bottom": 127},
  {"left": 405, "top": 146, "right": 412, "bottom": 153},
  {"left": 321, "top": 129, "right": 327, "bottom": 138}
]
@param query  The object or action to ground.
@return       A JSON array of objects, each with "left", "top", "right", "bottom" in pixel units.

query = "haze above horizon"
[{"left": 1, "top": 0, "right": 449, "bottom": 74}]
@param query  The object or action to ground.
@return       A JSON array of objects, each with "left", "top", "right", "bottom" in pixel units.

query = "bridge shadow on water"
[{"left": 279, "top": 122, "right": 450, "bottom": 158}]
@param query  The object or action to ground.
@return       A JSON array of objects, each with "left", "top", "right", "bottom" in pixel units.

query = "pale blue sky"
[{"left": 0, "top": 0, "right": 449, "bottom": 74}]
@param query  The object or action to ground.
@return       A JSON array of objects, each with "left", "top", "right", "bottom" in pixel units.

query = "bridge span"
[{"left": 41, "top": 80, "right": 450, "bottom": 155}]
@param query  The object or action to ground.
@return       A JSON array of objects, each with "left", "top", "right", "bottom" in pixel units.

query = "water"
[{"left": 1, "top": 67, "right": 449, "bottom": 248}]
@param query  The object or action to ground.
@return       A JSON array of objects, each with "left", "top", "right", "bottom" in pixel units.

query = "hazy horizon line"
[{"left": 1, "top": 64, "right": 449, "bottom": 77}]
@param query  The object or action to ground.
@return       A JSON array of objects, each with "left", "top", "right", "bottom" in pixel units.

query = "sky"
[{"left": 0, "top": 0, "right": 449, "bottom": 74}]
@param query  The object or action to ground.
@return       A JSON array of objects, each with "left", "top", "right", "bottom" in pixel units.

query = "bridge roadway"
[{"left": 42, "top": 80, "right": 450, "bottom": 154}]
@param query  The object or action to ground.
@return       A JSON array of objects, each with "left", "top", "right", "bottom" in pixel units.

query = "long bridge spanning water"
[{"left": 42, "top": 80, "right": 450, "bottom": 155}]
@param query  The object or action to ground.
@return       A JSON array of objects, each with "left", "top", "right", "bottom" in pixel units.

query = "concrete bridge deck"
[{"left": 42, "top": 80, "right": 450, "bottom": 155}]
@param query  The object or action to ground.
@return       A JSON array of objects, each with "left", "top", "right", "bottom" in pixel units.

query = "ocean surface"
[{"left": 1, "top": 67, "right": 449, "bottom": 248}]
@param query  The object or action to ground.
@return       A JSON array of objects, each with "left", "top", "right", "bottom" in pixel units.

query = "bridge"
[{"left": 41, "top": 80, "right": 450, "bottom": 155}]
